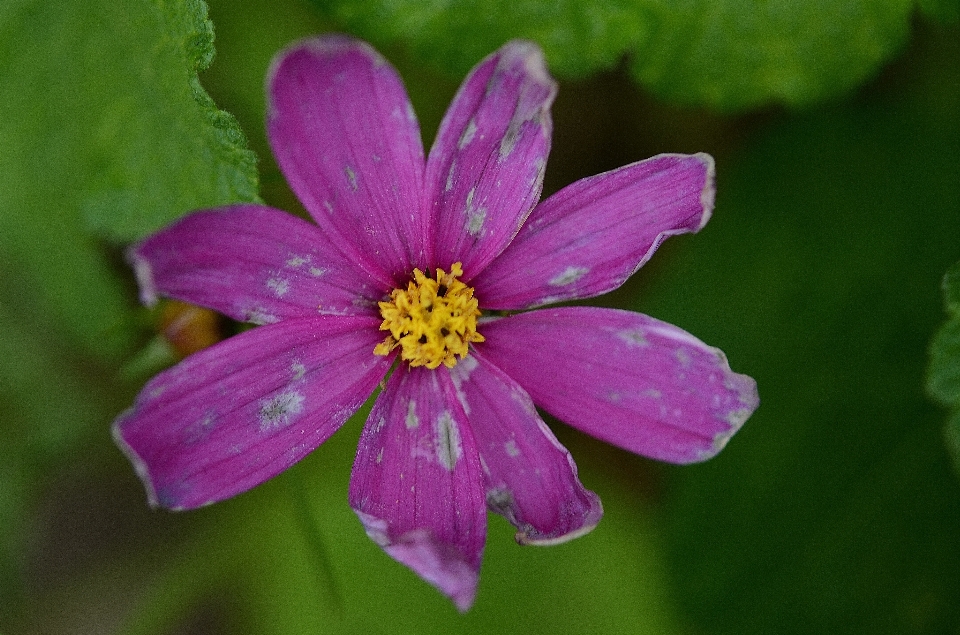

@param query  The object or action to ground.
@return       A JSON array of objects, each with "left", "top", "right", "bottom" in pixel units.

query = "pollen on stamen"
[{"left": 374, "top": 262, "right": 484, "bottom": 369}]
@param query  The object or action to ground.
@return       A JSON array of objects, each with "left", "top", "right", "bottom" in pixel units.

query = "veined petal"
[
  {"left": 129, "top": 205, "right": 386, "bottom": 324},
  {"left": 478, "top": 307, "right": 758, "bottom": 464},
  {"left": 475, "top": 154, "right": 715, "bottom": 309},
  {"left": 267, "top": 35, "right": 428, "bottom": 283},
  {"left": 349, "top": 366, "right": 486, "bottom": 611},
  {"left": 425, "top": 40, "right": 556, "bottom": 277},
  {"left": 114, "top": 316, "right": 390, "bottom": 510},
  {"left": 449, "top": 352, "right": 603, "bottom": 545}
]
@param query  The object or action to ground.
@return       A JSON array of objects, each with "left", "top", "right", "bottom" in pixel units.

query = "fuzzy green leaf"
[
  {"left": 642, "top": 24, "right": 960, "bottom": 633},
  {"left": 942, "top": 260, "right": 960, "bottom": 313},
  {"left": 79, "top": 0, "right": 260, "bottom": 240},
  {"left": 315, "top": 0, "right": 648, "bottom": 79},
  {"left": 313, "top": 0, "right": 915, "bottom": 110},
  {"left": 929, "top": 260, "right": 960, "bottom": 477},
  {"left": 918, "top": 0, "right": 960, "bottom": 23},
  {"left": 929, "top": 314, "right": 960, "bottom": 407},
  {"left": 929, "top": 261, "right": 960, "bottom": 409},
  {"left": 947, "top": 410, "right": 960, "bottom": 476},
  {"left": 0, "top": 0, "right": 258, "bottom": 357},
  {"left": 631, "top": 0, "right": 913, "bottom": 109}
]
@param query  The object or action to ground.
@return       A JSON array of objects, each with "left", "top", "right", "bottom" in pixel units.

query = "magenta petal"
[
  {"left": 114, "top": 316, "right": 390, "bottom": 510},
  {"left": 479, "top": 307, "right": 758, "bottom": 463},
  {"left": 349, "top": 367, "right": 486, "bottom": 611},
  {"left": 129, "top": 205, "right": 386, "bottom": 323},
  {"left": 451, "top": 352, "right": 603, "bottom": 545},
  {"left": 425, "top": 41, "right": 556, "bottom": 276},
  {"left": 268, "top": 35, "right": 428, "bottom": 282},
  {"left": 475, "top": 154, "right": 715, "bottom": 309}
]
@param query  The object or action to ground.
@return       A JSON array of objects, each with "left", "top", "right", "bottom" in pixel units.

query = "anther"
[{"left": 373, "top": 262, "right": 484, "bottom": 369}]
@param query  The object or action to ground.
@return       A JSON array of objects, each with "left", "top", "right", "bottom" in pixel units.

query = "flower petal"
[
  {"left": 114, "top": 316, "right": 390, "bottom": 510},
  {"left": 478, "top": 307, "right": 758, "bottom": 463},
  {"left": 349, "top": 366, "right": 486, "bottom": 611},
  {"left": 425, "top": 40, "right": 556, "bottom": 276},
  {"left": 475, "top": 154, "right": 715, "bottom": 309},
  {"left": 129, "top": 205, "right": 386, "bottom": 323},
  {"left": 449, "top": 352, "right": 603, "bottom": 545},
  {"left": 267, "top": 35, "right": 428, "bottom": 283}
]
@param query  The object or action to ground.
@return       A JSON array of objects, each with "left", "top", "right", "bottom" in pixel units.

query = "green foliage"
[
  {"left": 0, "top": 304, "right": 117, "bottom": 607},
  {"left": 918, "top": 0, "right": 960, "bottom": 22},
  {"left": 943, "top": 261, "right": 960, "bottom": 310},
  {"left": 0, "top": 0, "right": 258, "bottom": 359},
  {"left": 0, "top": 0, "right": 258, "bottom": 618},
  {"left": 312, "top": 0, "right": 916, "bottom": 110},
  {"left": 637, "top": 25, "right": 960, "bottom": 634},
  {"left": 929, "top": 260, "right": 960, "bottom": 472},
  {"left": 929, "top": 310, "right": 960, "bottom": 407},
  {"left": 81, "top": 0, "right": 260, "bottom": 242},
  {"left": 632, "top": 0, "right": 913, "bottom": 109},
  {"left": 317, "top": 0, "right": 647, "bottom": 78}
]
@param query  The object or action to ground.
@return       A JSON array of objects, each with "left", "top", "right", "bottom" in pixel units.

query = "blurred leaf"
[
  {"left": 942, "top": 259, "right": 960, "bottom": 312},
  {"left": 634, "top": 23, "right": 960, "bottom": 635},
  {"left": 315, "top": 0, "right": 647, "bottom": 78},
  {"left": 0, "top": 0, "right": 258, "bottom": 358},
  {"left": 0, "top": 0, "right": 259, "bottom": 619},
  {"left": 946, "top": 409, "right": 960, "bottom": 473},
  {"left": 79, "top": 0, "right": 260, "bottom": 241},
  {"left": 929, "top": 261, "right": 960, "bottom": 474},
  {"left": 631, "top": 0, "right": 913, "bottom": 109},
  {"left": 928, "top": 265, "right": 960, "bottom": 407},
  {"left": 313, "top": 0, "right": 915, "bottom": 110},
  {"left": 918, "top": 0, "right": 960, "bottom": 22},
  {"left": 0, "top": 303, "right": 118, "bottom": 616}
]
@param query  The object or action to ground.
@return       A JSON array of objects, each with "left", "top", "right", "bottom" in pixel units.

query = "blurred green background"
[{"left": 2, "top": 0, "right": 959, "bottom": 633}]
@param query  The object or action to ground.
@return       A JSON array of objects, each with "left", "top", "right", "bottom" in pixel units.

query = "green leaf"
[
  {"left": 947, "top": 410, "right": 960, "bottom": 475},
  {"left": 929, "top": 260, "right": 960, "bottom": 476},
  {"left": 0, "top": 302, "right": 122, "bottom": 617},
  {"left": 312, "top": 0, "right": 916, "bottom": 110},
  {"left": 631, "top": 0, "right": 913, "bottom": 110},
  {"left": 0, "top": 0, "right": 259, "bottom": 357},
  {"left": 928, "top": 265, "right": 960, "bottom": 407},
  {"left": 635, "top": 24, "right": 960, "bottom": 635},
  {"left": 942, "top": 259, "right": 960, "bottom": 313},
  {"left": 315, "top": 0, "right": 648, "bottom": 79},
  {"left": 80, "top": 0, "right": 260, "bottom": 242},
  {"left": 918, "top": 0, "right": 960, "bottom": 23}
]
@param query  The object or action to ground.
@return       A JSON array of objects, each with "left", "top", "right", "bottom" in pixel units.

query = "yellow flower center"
[{"left": 373, "top": 262, "right": 484, "bottom": 369}]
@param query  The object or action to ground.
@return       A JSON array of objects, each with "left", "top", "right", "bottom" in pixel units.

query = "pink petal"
[
  {"left": 114, "top": 316, "right": 390, "bottom": 510},
  {"left": 349, "top": 366, "right": 486, "bottom": 611},
  {"left": 450, "top": 352, "right": 603, "bottom": 545},
  {"left": 478, "top": 307, "right": 758, "bottom": 464},
  {"left": 475, "top": 154, "right": 715, "bottom": 309},
  {"left": 425, "top": 40, "right": 556, "bottom": 277},
  {"left": 267, "top": 35, "right": 428, "bottom": 283},
  {"left": 129, "top": 205, "right": 386, "bottom": 324}
]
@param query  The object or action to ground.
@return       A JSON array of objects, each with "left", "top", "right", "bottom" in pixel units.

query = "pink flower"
[{"left": 115, "top": 35, "right": 758, "bottom": 611}]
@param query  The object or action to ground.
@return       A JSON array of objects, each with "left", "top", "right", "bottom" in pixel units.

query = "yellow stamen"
[{"left": 374, "top": 262, "right": 484, "bottom": 369}]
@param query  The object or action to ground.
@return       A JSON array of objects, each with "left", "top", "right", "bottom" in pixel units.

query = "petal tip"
[
  {"left": 355, "top": 511, "right": 480, "bottom": 611},
  {"left": 695, "top": 152, "right": 717, "bottom": 231},
  {"left": 699, "top": 371, "right": 759, "bottom": 462},
  {"left": 499, "top": 40, "right": 554, "bottom": 89},
  {"left": 266, "top": 34, "right": 386, "bottom": 107},
  {"left": 127, "top": 245, "right": 158, "bottom": 306},
  {"left": 112, "top": 409, "right": 161, "bottom": 509},
  {"left": 384, "top": 531, "right": 479, "bottom": 612},
  {"left": 515, "top": 495, "right": 604, "bottom": 546}
]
